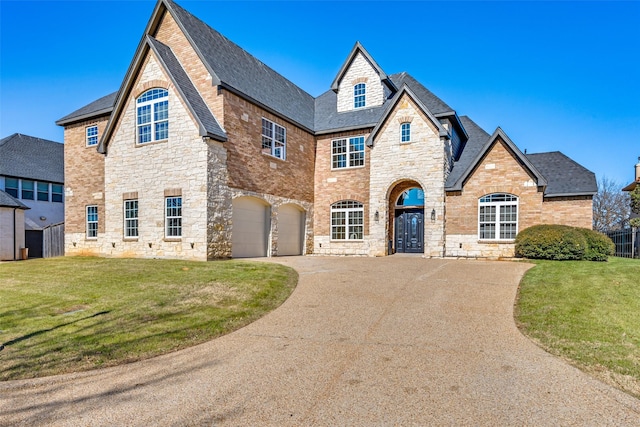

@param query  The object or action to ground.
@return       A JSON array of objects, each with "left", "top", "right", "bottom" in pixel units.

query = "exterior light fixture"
[
  {"left": 190, "top": 242, "right": 195, "bottom": 249},
  {"left": 148, "top": 242, "right": 153, "bottom": 248},
  {"left": 112, "top": 242, "right": 116, "bottom": 248},
  {"left": 431, "top": 209, "right": 436, "bottom": 221},
  {"left": 374, "top": 210, "right": 379, "bottom": 222}
]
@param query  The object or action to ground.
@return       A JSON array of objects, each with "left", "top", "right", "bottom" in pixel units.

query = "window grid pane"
[
  {"left": 5, "top": 178, "right": 18, "bottom": 198},
  {"left": 51, "top": 184, "right": 63, "bottom": 203},
  {"left": 166, "top": 197, "right": 182, "bottom": 237},
  {"left": 124, "top": 200, "right": 139, "bottom": 238},
  {"left": 86, "top": 126, "right": 99, "bottom": 146},
  {"left": 21, "top": 180, "right": 34, "bottom": 200},
  {"left": 401, "top": 123, "right": 411, "bottom": 142},
  {"left": 86, "top": 205, "right": 98, "bottom": 238},
  {"left": 137, "top": 89, "right": 168, "bottom": 144},
  {"left": 331, "top": 200, "right": 364, "bottom": 240},
  {"left": 37, "top": 182, "right": 49, "bottom": 201},
  {"left": 478, "top": 194, "right": 518, "bottom": 241},
  {"left": 354, "top": 83, "right": 366, "bottom": 108},
  {"left": 261, "top": 118, "right": 286, "bottom": 159}
]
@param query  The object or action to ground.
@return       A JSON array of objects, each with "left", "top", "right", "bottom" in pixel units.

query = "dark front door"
[{"left": 395, "top": 209, "right": 424, "bottom": 253}]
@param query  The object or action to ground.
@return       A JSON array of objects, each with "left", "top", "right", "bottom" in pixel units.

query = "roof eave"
[
  {"left": 55, "top": 107, "right": 113, "bottom": 126},
  {"left": 314, "top": 124, "right": 377, "bottom": 136},
  {"left": 543, "top": 191, "right": 597, "bottom": 198},
  {"left": 622, "top": 181, "right": 638, "bottom": 192}
]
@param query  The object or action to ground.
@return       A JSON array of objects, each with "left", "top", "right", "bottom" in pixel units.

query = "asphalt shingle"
[{"left": 0, "top": 133, "right": 64, "bottom": 183}]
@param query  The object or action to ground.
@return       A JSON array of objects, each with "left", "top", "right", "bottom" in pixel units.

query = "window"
[
  {"left": 331, "top": 200, "right": 364, "bottom": 240},
  {"left": 86, "top": 126, "right": 98, "bottom": 146},
  {"left": 5, "top": 178, "right": 18, "bottom": 198},
  {"left": 332, "top": 136, "right": 365, "bottom": 169},
  {"left": 52, "top": 184, "right": 63, "bottom": 203},
  {"left": 137, "top": 88, "right": 168, "bottom": 144},
  {"left": 478, "top": 193, "right": 518, "bottom": 240},
  {"left": 261, "top": 118, "right": 286, "bottom": 160},
  {"left": 37, "top": 182, "right": 49, "bottom": 201},
  {"left": 401, "top": 122, "right": 411, "bottom": 143},
  {"left": 21, "top": 180, "right": 34, "bottom": 200},
  {"left": 165, "top": 196, "right": 182, "bottom": 238},
  {"left": 86, "top": 205, "right": 98, "bottom": 238},
  {"left": 354, "top": 83, "right": 366, "bottom": 108},
  {"left": 124, "top": 199, "right": 139, "bottom": 238}
]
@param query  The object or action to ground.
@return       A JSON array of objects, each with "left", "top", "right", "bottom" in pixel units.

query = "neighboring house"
[
  {"left": 0, "top": 133, "right": 64, "bottom": 258},
  {"left": 0, "top": 190, "right": 29, "bottom": 260},
  {"left": 622, "top": 157, "right": 640, "bottom": 222},
  {"left": 56, "top": 0, "right": 596, "bottom": 261}
]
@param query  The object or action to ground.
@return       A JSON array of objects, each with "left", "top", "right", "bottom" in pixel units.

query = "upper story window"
[
  {"left": 261, "top": 118, "right": 286, "bottom": 160},
  {"left": 51, "top": 184, "right": 63, "bottom": 203},
  {"left": 478, "top": 193, "right": 518, "bottom": 240},
  {"left": 401, "top": 122, "right": 411, "bottom": 143},
  {"left": 86, "top": 125, "right": 98, "bottom": 146},
  {"left": 354, "top": 83, "right": 366, "bottom": 109},
  {"left": 331, "top": 200, "right": 364, "bottom": 240},
  {"left": 5, "top": 178, "right": 18, "bottom": 198},
  {"left": 86, "top": 205, "right": 98, "bottom": 239},
  {"left": 37, "top": 182, "right": 49, "bottom": 201},
  {"left": 137, "top": 88, "right": 168, "bottom": 144},
  {"left": 332, "top": 136, "right": 365, "bottom": 169},
  {"left": 21, "top": 180, "right": 34, "bottom": 200}
]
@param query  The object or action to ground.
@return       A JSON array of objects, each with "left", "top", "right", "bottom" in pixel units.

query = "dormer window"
[
  {"left": 354, "top": 83, "right": 366, "bottom": 109},
  {"left": 401, "top": 122, "right": 411, "bottom": 143},
  {"left": 137, "top": 88, "right": 168, "bottom": 144}
]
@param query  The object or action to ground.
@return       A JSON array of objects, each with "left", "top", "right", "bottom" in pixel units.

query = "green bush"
[
  {"left": 515, "top": 224, "right": 614, "bottom": 261},
  {"left": 577, "top": 228, "right": 615, "bottom": 261},
  {"left": 515, "top": 224, "right": 587, "bottom": 260}
]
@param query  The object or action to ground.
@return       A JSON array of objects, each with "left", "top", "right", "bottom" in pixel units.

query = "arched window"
[
  {"left": 478, "top": 193, "right": 518, "bottom": 240},
  {"left": 400, "top": 122, "right": 411, "bottom": 143},
  {"left": 354, "top": 83, "right": 366, "bottom": 109},
  {"left": 396, "top": 188, "right": 424, "bottom": 207},
  {"left": 331, "top": 200, "right": 363, "bottom": 240},
  {"left": 137, "top": 88, "right": 168, "bottom": 144}
]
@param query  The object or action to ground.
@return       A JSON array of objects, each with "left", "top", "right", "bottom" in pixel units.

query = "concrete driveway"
[{"left": 1, "top": 256, "right": 639, "bottom": 426}]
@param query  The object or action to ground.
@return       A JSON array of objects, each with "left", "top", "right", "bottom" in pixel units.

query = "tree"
[
  {"left": 630, "top": 185, "right": 640, "bottom": 228},
  {"left": 592, "top": 176, "right": 630, "bottom": 232}
]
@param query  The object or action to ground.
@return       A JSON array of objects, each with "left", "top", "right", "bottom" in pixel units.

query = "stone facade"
[{"left": 336, "top": 53, "right": 385, "bottom": 113}]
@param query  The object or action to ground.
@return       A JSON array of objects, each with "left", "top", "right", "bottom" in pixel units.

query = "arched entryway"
[
  {"left": 232, "top": 196, "right": 271, "bottom": 258},
  {"left": 388, "top": 181, "right": 425, "bottom": 254}
]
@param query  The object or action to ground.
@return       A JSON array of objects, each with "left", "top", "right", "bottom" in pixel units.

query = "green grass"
[
  {"left": 515, "top": 257, "right": 640, "bottom": 397},
  {"left": 0, "top": 257, "right": 297, "bottom": 381}
]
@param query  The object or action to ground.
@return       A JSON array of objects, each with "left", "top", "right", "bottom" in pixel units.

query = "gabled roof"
[
  {"left": 0, "top": 133, "right": 64, "bottom": 183},
  {"left": 526, "top": 152, "right": 597, "bottom": 197},
  {"left": 445, "top": 127, "right": 547, "bottom": 192},
  {"left": 366, "top": 84, "right": 449, "bottom": 147},
  {"left": 0, "top": 189, "right": 29, "bottom": 209},
  {"left": 165, "top": 0, "right": 315, "bottom": 130},
  {"left": 56, "top": 92, "right": 117, "bottom": 126},
  {"left": 147, "top": 36, "right": 226, "bottom": 142},
  {"left": 330, "top": 42, "right": 397, "bottom": 94}
]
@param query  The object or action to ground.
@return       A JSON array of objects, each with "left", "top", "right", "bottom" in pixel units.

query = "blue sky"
[{"left": 1, "top": 1, "right": 639, "bottom": 186}]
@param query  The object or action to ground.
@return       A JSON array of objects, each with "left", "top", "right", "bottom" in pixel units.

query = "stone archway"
[{"left": 387, "top": 180, "right": 424, "bottom": 254}]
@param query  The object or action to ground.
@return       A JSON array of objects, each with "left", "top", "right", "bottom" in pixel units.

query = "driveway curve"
[{"left": 1, "top": 257, "right": 639, "bottom": 426}]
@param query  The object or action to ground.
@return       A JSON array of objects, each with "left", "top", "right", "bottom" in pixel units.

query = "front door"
[{"left": 395, "top": 209, "right": 424, "bottom": 253}]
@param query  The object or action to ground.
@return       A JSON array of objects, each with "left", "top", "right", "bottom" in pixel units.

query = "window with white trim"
[
  {"left": 165, "top": 196, "right": 182, "bottom": 238},
  {"left": 21, "top": 180, "right": 34, "bottom": 200},
  {"left": 124, "top": 199, "right": 139, "bottom": 238},
  {"left": 478, "top": 193, "right": 518, "bottom": 240},
  {"left": 261, "top": 118, "right": 286, "bottom": 160},
  {"left": 354, "top": 83, "right": 366, "bottom": 108},
  {"left": 331, "top": 200, "right": 364, "bottom": 240},
  {"left": 51, "top": 184, "right": 63, "bottom": 203},
  {"left": 332, "top": 136, "right": 364, "bottom": 169},
  {"left": 5, "top": 178, "right": 18, "bottom": 198},
  {"left": 86, "top": 125, "right": 98, "bottom": 146},
  {"left": 137, "top": 88, "right": 168, "bottom": 144},
  {"left": 86, "top": 205, "right": 98, "bottom": 239},
  {"left": 37, "top": 182, "right": 49, "bottom": 201},
  {"left": 401, "top": 122, "right": 411, "bottom": 143}
]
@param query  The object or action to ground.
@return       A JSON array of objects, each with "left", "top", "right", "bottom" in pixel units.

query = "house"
[
  {"left": 622, "top": 157, "right": 640, "bottom": 193},
  {"left": 0, "top": 133, "right": 65, "bottom": 258},
  {"left": 0, "top": 190, "right": 29, "bottom": 260},
  {"left": 56, "top": 0, "right": 596, "bottom": 261}
]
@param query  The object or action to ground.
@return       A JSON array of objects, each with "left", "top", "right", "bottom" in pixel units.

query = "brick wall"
[
  {"left": 541, "top": 196, "right": 593, "bottom": 228},
  {"left": 63, "top": 116, "right": 108, "bottom": 256}
]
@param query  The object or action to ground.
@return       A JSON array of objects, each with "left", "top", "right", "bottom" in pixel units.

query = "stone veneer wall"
[
  {"left": 313, "top": 130, "right": 371, "bottom": 256},
  {"left": 445, "top": 138, "right": 543, "bottom": 258},
  {"left": 64, "top": 115, "right": 108, "bottom": 257},
  {"left": 101, "top": 53, "right": 209, "bottom": 260},
  {"left": 336, "top": 52, "right": 385, "bottom": 113}
]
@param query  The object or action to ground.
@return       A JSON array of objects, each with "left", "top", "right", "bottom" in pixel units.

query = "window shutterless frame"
[
  {"left": 354, "top": 83, "right": 366, "bottom": 109},
  {"left": 124, "top": 199, "right": 139, "bottom": 238},
  {"left": 331, "top": 200, "right": 364, "bottom": 240},
  {"left": 261, "top": 118, "right": 286, "bottom": 160},
  {"left": 86, "top": 125, "right": 99, "bottom": 146},
  {"left": 137, "top": 88, "right": 169, "bottom": 144},
  {"left": 165, "top": 196, "right": 182, "bottom": 238},
  {"left": 401, "top": 122, "right": 411, "bottom": 143},
  {"left": 331, "top": 136, "right": 365, "bottom": 169},
  {"left": 478, "top": 193, "right": 518, "bottom": 240},
  {"left": 86, "top": 205, "right": 98, "bottom": 239}
]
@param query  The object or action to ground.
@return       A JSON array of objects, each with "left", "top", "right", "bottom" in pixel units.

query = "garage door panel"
[
  {"left": 232, "top": 198, "right": 269, "bottom": 258},
  {"left": 278, "top": 205, "right": 303, "bottom": 256}
]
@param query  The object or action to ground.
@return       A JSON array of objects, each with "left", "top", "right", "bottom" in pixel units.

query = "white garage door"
[
  {"left": 232, "top": 197, "right": 269, "bottom": 258},
  {"left": 278, "top": 204, "right": 304, "bottom": 256}
]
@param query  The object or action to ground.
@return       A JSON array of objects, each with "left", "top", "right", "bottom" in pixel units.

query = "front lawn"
[
  {"left": 0, "top": 257, "right": 297, "bottom": 381},
  {"left": 515, "top": 257, "right": 640, "bottom": 397}
]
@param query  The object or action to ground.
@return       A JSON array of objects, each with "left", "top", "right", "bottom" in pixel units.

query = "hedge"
[{"left": 515, "top": 224, "right": 614, "bottom": 261}]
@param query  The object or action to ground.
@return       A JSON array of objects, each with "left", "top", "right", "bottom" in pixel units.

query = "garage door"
[
  {"left": 232, "top": 197, "right": 269, "bottom": 258},
  {"left": 278, "top": 204, "right": 304, "bottom": 256}
]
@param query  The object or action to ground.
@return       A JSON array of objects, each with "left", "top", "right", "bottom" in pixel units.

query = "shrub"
[
  {"left": 576, "top": 228, "right": 615, "bottom": 261},
  {"left": 515, "top": 224, "right": 587, "bottom": 260}
]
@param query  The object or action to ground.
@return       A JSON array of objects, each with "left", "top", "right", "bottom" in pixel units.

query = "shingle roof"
[
  {"left": 147, "top": 36, "right": 227, "bottom": 141},
  {"left": 0, "top": 189, "right": 29, "bottom": 209},
  {"left": 0, "top": 134, "right": 64, "bottom": 183},
  {"left": 445, "top": 116, "right": 490, "bottom": 189},
  {"left": 166, "top": 0, "right": 315, "bottom": 131},
  {"left": 526, "top": 151, "right": 597, "bottom": 197},
  {"left": 56, "top": 92, "right": 117, "bottom": 126}
]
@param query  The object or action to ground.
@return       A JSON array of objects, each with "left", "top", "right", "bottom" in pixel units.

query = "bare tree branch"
[{"left": 592, "top": 176, "right": 630, "bottom": 232}]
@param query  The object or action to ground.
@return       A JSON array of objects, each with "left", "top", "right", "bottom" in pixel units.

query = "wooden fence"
[
  {"left": 42, "top": 222, "right": 65, "bottom": 258},
  {"left": 606, "top": 228, "right": 639, "bottom": 258}
]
